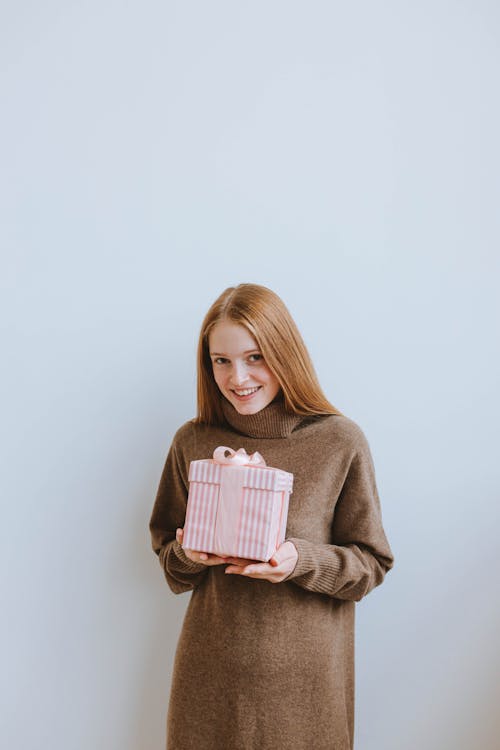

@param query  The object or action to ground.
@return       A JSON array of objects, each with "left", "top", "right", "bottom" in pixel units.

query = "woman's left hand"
[{"left": 224, "top": 541, "right": 298, "bottom": 583}]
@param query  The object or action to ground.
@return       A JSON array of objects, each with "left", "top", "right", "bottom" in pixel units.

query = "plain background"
[{"left": 1, "top": 2, "right": 499, "bottom": 749}]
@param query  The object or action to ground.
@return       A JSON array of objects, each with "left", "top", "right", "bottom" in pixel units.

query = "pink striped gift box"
[{"left": 182, "top": 446, "right": 293, "bottom": 562}]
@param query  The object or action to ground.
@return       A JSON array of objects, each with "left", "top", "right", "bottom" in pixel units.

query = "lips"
[{"left": 230, "top": 386, "right": 263, "bottom": 401}]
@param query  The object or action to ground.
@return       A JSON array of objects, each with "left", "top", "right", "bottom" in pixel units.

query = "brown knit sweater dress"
[{"left": 149, "top": 392, "right": 395, "bottom": 750}]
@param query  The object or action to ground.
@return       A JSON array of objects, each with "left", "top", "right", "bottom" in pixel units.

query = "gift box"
[{"left": 182, "top": 446, "right": 293, "bottom": 562}]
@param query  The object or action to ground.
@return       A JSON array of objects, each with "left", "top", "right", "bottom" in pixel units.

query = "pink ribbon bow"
[{"left": 213, "top": 446, "right": 267, "bottom": 467}]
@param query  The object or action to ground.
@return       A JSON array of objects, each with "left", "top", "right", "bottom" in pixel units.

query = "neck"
[{"left": 219, "top": 391, "right": 308, "bottom": 439}]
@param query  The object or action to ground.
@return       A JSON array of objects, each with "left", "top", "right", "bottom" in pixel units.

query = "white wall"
[{"left": 2, "top": 2, "right": 499, "bottom": 749}]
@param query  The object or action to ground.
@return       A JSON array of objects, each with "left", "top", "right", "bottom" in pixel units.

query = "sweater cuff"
[
  {"left": 283, "top": 536, "right": 343, "bottom": 583},
  {"left": 172, "top": 539, "right": 208, "bottom": 572}
]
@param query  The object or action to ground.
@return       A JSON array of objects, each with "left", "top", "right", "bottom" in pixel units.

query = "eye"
[{"left": 212, "top": 354, "right": 263, "bottom": 365}]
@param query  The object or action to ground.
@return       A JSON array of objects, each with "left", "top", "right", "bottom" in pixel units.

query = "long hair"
[{"left": 192, "top": 283, "right": 344, "bottom": 426}]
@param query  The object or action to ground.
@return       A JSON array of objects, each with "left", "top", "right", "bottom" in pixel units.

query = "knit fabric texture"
[{"left": 149, "top": 393, "right": 395, "bottom": 750}]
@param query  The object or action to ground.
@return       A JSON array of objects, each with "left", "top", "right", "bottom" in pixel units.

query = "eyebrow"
[{"left": 210, "top": 349, "right": 260, "bottom": 356}]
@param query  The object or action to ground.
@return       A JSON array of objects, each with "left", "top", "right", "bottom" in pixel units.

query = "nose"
[{"left": 230, "top": 360, "right": 250, "bottom": 386}]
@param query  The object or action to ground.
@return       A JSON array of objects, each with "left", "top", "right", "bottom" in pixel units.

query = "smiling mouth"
[{"left": 231, "top": 386, "right": 262, "bottom": 396}]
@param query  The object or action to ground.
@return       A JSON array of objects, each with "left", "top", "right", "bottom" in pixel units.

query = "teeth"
[{"left": 234, "top": 387, "right": 260, "bottom": 396}]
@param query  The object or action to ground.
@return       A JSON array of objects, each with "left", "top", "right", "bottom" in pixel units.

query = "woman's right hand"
[{"left": 176, "top": 528, "right": 229, "bottom": 566}]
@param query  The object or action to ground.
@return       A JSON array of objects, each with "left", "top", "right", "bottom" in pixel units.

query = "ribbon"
[
  {"left": 211, "top": 446, "right": 266, "bottom": 556},
  {"left": 212, "top": 445, "right": 266, "bottom": 467}
]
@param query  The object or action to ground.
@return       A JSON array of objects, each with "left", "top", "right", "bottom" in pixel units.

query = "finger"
[
  {"left": 225, "top": 564, "right": 255, "bottom": 574},
  {"left": 242, "top": 563, "right": 274, "bottom": 576},
  {"left": 225, "top": 563, "right": 282, "bottom": 580},
  {"left": 225, "top": 565, "right": 243, "bottom": 574},
  {"left": 204, "top": 552, "right": 228, "bottom": 562},
  {"left": 191, "top": 549, "right": 210, "bottom": 562},
  {"left": 187, "top": 550, "right": 207, "bottom": 564},
  {"left": 224, "top": 556, "right": 260, "bottom": 566}
]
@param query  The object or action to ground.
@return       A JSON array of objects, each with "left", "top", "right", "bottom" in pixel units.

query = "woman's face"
[{"left": 208, "top": 321, "right": 282, "bottom": 414}]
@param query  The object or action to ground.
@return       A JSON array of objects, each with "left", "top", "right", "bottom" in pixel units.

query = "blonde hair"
[{"left": 192, "top": 283, "right": 344, "bottom": 426}]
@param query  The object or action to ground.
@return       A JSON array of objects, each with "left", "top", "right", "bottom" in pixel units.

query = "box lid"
[{"left": 188, "top": 459, "right": 293, "bottom": 492}]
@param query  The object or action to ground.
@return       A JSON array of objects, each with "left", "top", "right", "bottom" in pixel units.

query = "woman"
[{"left": 149, "top": 283, "right": 395, "bottom": 750}]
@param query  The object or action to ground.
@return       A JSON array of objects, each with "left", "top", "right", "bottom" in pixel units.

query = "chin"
[{"left": 230, "top": 393, "right": 273, "bottom": 414}]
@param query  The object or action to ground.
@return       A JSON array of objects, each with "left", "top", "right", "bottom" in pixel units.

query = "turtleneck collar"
[{"left": 219, "top": 390, "right": 308, "bottom": 439}]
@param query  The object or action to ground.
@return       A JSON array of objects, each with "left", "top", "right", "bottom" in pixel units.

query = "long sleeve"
[
  {"left": 284, "top": 431, "right": 395, "bottom": 602},
  {"left": 149, "top": 433, "right": 208, "bottom": 595}
]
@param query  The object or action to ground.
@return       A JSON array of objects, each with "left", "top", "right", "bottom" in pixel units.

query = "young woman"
[{"left": 149, "top": 283, "right": 395, "bottom": 750}]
